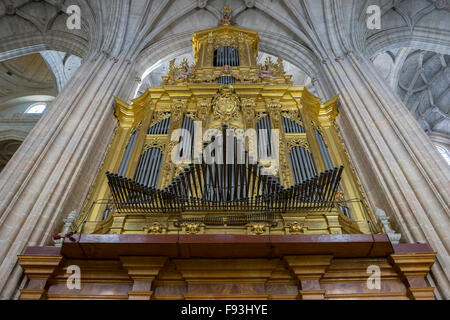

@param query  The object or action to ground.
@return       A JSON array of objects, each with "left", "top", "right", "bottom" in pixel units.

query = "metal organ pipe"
[
  {"left": 282, "top": 117, "right": 305, "bottom": 134},
  {"left": 315, "top": 129, "right": 333, "bottom": 170},
  {"left": 118, "top": 130, "right": 138, "bottom": 177}
]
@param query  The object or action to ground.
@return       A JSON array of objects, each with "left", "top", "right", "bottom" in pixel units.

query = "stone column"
[
  {"left": 120, "top": 257, "right": 167, "bottom": 300},
  {"left": 285, "top": 255, "right": 332, "bottom": 300},
  {"left": 318, "top": 52, "right": 450, "bottom": 298},
  {"left": 0, "top": 52, "right": 136, "bottom": 299}
]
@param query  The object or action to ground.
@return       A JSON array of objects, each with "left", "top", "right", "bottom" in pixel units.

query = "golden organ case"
[{"left": 77, "top": 7, "right": 379, "bottom": 237}]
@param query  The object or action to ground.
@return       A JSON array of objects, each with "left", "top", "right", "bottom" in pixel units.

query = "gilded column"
[
  {"left": 267, "top": 100, "right": 292, "bottom": 187},
  {"left": 160, "top": 101, "right": 187, "bottom": 187}
]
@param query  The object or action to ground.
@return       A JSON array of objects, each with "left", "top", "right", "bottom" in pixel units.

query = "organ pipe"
[
  {"left": 118, "top": 130, "right": 138, "bottom": 177},
  {"left": 290, "top": 146, "right": 317, "bottom": 184}
]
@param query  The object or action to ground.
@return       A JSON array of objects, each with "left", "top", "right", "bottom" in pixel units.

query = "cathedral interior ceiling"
[{"left": 0, "top": 0, "right": 448, "bottom": 143}]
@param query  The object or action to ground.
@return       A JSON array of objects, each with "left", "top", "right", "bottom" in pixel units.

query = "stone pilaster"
[
  {"left": 0, "top": 53, "right": 136, "bottom": 299},
  {"left": 284, "top": 255, "right": 332, "bottom": 300},
  {"left": 319, "top": 52, "right": 450, "bottom": 298}
]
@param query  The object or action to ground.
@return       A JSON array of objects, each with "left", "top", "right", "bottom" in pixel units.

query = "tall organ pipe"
[
  {"left": 315, "top": 129, "right": 333, "bottom": 170},
  {"left": 118, "top": 131, "right": 138, "bottom": 177}
]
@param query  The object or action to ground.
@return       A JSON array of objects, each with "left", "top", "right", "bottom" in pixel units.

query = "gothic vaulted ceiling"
[{"left": 0, "top": 0, "right": 448, "bottom": 139}]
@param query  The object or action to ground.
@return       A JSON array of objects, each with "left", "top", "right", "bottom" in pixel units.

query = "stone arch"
[
  {"left": 350, "top": 0, "right": 450, "bottom": 57},
  {"left": 0, "top": 129, "right": 28, "bottom": 172},
  {"left": 0, "top": 129, "right": 28, "bottom": 142},
  {"left": 0, "top": 0, "right": 101, "bottom": 62}
]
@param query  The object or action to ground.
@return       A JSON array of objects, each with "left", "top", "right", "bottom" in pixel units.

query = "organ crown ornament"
[{"left": 163, "top": 6, "right": 291, "bottom": 85}]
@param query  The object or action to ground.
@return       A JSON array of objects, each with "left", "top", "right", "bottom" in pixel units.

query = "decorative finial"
[{"left": 219, "top": 5, "right": 234, "bottom": 25}]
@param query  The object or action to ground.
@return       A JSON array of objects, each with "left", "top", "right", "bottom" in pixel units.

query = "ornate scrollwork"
[
  {"left": 171, "top": 101, "right": 186, "bottom": 126},
  {"left": 267, "top": 101, "right": 282, "bottom": 128},
  {"left": 250, "top": 224, "right": 266, "bottom": 235},
  {"left": 164, "top": 58, "right": 195, "bottom": 85},
  {"left": 283, "top": 110, "right": 304, "bottom": 127},
  {"left": 288, "top": 221, "right": 304, "bottom": 234},
  {"left": 143, "top": 222, "right": 166, "bottom": 234},
  {"left": 279, "top": 143, "right": 293, "bottom": 187},
  {"left": 196, "top": 100, "right": 211, "bottom": 122},
  {"left": 286, "top": 135, "right": 310, "bottom": 152},
  {"left": 241, "top": 98, "right": 256, "bottom": 128},
  {"left": 255, "top": 112, "right": 268, "bottom": 122},
  {"left": 144, "top": 136, "right": 167, "bottom": 152},
  {"left": 259, "top": 57, "right": 286, "bottom": 80},
  {"left": 211, "top": 86, "right": 241, "bottom": 122},
  {"left": 183, "top": 223, "right": 201, "bottom": 235}
]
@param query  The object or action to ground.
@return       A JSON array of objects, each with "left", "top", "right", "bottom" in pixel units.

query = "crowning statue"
[
  {"left": 219, "top": 5, "right": 234, "bottom": 25},
  {"left": 166, "top": 58, "right": 194, "bottom": 84}
]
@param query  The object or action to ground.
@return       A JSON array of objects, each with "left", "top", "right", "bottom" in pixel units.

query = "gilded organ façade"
[{"left": 17, "top": 6, "right": 437, "bottom": 301}]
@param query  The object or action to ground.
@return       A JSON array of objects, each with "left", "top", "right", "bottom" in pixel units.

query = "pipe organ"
[{"left": 77, "top": 7, "right": 378, "bottom": 236}]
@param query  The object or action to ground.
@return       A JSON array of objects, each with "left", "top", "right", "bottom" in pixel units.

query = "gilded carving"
[
  {"left": 165, "top": 58, "right": 195, "bottom": 84},
  {"left": 283, "top": 110, "right": 303, "bottom": 127},
  {"left": 241, "top": 98, "right": 256, "bottom": 128},
  {"left": 150, "top": 111, "right": 171, "bottom": 129},
  {"left": 211, "top": 86, "right": 241, "bottom": 122},
  {"left": 250, "top": 224, "right": 266, "bottom": 235},
  {"left": 335, "top": 190, "right": 345, "bottom": 202},
  {"left": 143, "top": 222, "right": 165, "bottom": 234},
  {"left": 288, "top": 222, "right": 304, "bottom": 234},
  {"left": 196, "top": 100, "right": 211, "bottom": 122},
  {"left": 286, "top": 135, "right": 310, "bottom": 152},
  {"left": 144, "top": 136, "right": 167, "bottom": 152},
  {"left": 268, "top": 101, "right": 282, "bottom": 128},
  {"left": 259, "top": 57, "right": 286, "bottom": 80},
  {"left": 171, "top": 101, "right": 186, "bottom": 125},
  {"left": 184, "top": 223, "right": 201, "bottom": 235}
]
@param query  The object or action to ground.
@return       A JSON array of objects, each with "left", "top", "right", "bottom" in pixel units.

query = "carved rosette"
[
  {"left": 150, "top": 111, "right": 171, "bottom": 128},
  {"left": 183, "top": 223, "right": 201, "bottom": 235},
  {"left": 288, "top": 222, "right": 304, "bottom": 234},
  {"left": 250, "top": 224, "right": 266, "bottom": 235},
  {"left": 286, "top": 135, "right": 310, "bottom": 152},
  {"left": 143, "top": 222, "right": 166, "bottom": 234}
]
